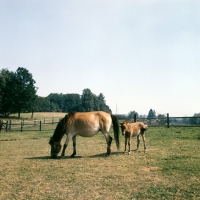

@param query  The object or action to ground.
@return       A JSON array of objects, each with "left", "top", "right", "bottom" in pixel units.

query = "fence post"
[
  {"left": 167, "top": 113, "right": 169, "bottom": 128},
  {"left": 21, "top": 122, "right": 23, "bottom": 132},
  {"left": 9, "top": 120, "right": 11, "bottom": 130},
  {"left": 6, "top": 121, "right": 8, "bottom": 132},
  {"left": 40, "top": 121, "right": 42, "bottom": 131},
  {"left": 134, "top": 114, "right": 137, "bottom": 122}
]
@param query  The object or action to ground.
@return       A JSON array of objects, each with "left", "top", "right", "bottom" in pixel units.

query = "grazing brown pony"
[
  {"left": 120, "top": 121, "right": 148, "bottom": 154},
  {"left": 49, "top": 111, "right": 120, "bottom": 159}
]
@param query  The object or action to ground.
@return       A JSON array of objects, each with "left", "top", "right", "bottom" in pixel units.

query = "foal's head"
[{"left": 120, "top": 121, "right": 129, "bottom": 135}]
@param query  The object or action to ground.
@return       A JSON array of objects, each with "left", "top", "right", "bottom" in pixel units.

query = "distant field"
[
  {"left": 0, "top": 125, "right": 200, "bottom": 199},
  {"left": 10, "top": 112, "right": 66, "bottom": 120}
]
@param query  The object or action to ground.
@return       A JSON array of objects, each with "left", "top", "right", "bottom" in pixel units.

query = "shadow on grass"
[
  {"left": 25, "top": 156, "right": 52, "bottom": 160},
  {"left": 89, "top": 151, "right": 122, "bottom": 158},
  {"left": 24, "top": 155, "right": 83, "bottom": 160},
  {"left": 24, "top": 152, "right": 122, "bottom": 160}
]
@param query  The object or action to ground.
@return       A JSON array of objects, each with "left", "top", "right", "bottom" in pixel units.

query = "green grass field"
[{"left": 0, "top": 122, "right": 200, "bottom": 199}]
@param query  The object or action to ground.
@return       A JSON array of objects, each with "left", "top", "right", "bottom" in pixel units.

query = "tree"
[
  {"left": 34, "top": 96, "right": 50, "bottom": 112},
  {"left": 62, "top": 94, "right": 81, "bottom": 112},
  {"left": 98, "top": 93, "right": 111, "bottom": 112},
  {"left": 0, "top": 69, "right": 15, "bottom": 116},
  {"left": 47, "top": 93, "right": 63, "bottom": 112},
  {"left": 147, "top": 109, "right": 156, "bottom": 119},
  {"left": 128, "top": 111, "right": 138, "bottom": 119},
  {"left": 50, "top": 102, "right": 61, "bottom": 112},
  {"left": 80, "top": 89, "right": 112, "bottom": 113},
  {"left": 81, "top": 88, "right": 94, "bottom": 111},
  {"left": 12, "top": 67, "right": 37, "bottom": 118}
]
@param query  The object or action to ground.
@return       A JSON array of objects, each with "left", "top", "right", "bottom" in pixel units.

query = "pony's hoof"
[{"left": 60, "top": 156, "right": 64, "bottom": 159}]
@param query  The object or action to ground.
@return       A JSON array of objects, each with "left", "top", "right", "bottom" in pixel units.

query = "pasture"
[{"left": 0, "top": 126, "right": 200, "bottom": 199}]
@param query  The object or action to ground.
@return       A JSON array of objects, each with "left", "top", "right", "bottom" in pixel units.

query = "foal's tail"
[{"left": 111, "top": 114, "right": 120, "bottom": 150}]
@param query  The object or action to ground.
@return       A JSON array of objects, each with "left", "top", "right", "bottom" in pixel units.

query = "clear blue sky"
[{"left": 1, "top": 0, "right": 200, "bottom": 116}]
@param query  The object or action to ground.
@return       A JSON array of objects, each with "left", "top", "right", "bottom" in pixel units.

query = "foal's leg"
[
  {"left": 70, "top": 136, "right": 76, "bottom": 157},
  {"left": 128, "top": 136, "right": 131, "bottom": 155},
  {"left": 124, "top": 136, "right": 128, "bottom": 154},
  {"left": 104, "top": 133, "right": 112, "bottom": 156},
  {"left": 136, "top": 135, "right": 140, "bottom": 151},
  {"left": 61, "top": 134, "right": 72, "bottom": 158},
  {"left": 141, "top": 133, "right": 146, "bottom": 152}
]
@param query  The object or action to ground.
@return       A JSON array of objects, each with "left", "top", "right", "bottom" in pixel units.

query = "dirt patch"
[{"left": 141, "top": 166, "right": 161, "bottom": 172}]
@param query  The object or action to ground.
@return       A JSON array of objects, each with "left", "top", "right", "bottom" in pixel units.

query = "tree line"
[
  {"left": 35, "top": 90, "right": 111, "bottom": 114},
  {"left": 0, "top": 67, "right": 111, "bottom": 118}
]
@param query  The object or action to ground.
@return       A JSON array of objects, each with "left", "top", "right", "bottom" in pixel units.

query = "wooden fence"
[
  {"left": 0, "top": 113, "right": 200, "bottom": 132},
  {"left": 0, "top": 118, "right": 60, "bottom": 132},
  {"left": 123, "top": 113, "right": 200, "bottom": 127}
]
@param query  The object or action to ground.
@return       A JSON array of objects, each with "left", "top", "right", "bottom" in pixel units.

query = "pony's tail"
[{"left": 111, "top": 114, "right": 120, "bottom": 150}]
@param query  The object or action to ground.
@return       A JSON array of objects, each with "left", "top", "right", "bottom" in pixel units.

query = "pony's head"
[{"left": 49, "top": 137, "right": 62, "bottom": 158}]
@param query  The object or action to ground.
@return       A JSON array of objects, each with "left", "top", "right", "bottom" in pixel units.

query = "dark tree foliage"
[
  {"left": 34, "top": 96, "right": 50, "bottom": 112},
  {"left": 13, "top": 67, "right": 37, "bottom": 118},
  {"left": 62, "top": 93, "right": 81, "bottom": 112},
  {"left": 98, "top": 93, "right": 111, "bottom": 112},
  {"left": 0, "top": 69, "right": 15, "bottom": 116},
  {"left": 39, "top": 89, "right": 111, "bottom": 113},
  {"left": 47, "top": 93, "right": 63, "bottom": 112},
  {"left": 80, "top": 89, "right": 111, "bottom": 113},
  {"left": 0, "top": 67, "right": 37, "bottom": 117},
  {"left": 147, "top": 109, "right": 156, "bottom": 119},
  {"left": 128, "top": 111, "right": 138, "bottom": 119},
  {"left": 81, "top": 88, "right": 94, "bottom": 111}
]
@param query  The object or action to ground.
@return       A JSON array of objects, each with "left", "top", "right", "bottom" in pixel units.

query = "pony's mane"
[
  {"left": 49, "top": 112, "right": 76, "bottom": 143},
  {"left": 66, "top": 112, "right": 76, "bottom": 124}
]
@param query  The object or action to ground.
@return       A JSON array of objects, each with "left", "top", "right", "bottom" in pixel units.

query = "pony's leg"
[
  {"left": 136, "top": 135, "right": 140, "bottom": 151},
  {"left": 124, "top": 136, "right": 127, "bottom": 154},
  {"left": 61, "top": 134, "right": 72, "bottom": 158},
  {"left": 141, "top": 133, "right": 146, "bottom": 152},
  {"left": 70, "top": 136, "right": 76, "bottom": 157},
  {"left": 104, "top": 133, "right": 112, "bottom": 156},
  {"left": 128, "top": 136, "right": 131, "bottom": 155}
]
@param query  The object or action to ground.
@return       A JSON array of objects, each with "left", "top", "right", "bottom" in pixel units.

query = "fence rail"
[
  {"left": 0, "top": 118, "right": 60, "bottom": 132},
  {"left": 1, "top": 113, "right": 200, "bottom": 132}
]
